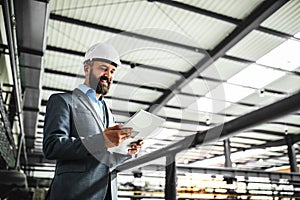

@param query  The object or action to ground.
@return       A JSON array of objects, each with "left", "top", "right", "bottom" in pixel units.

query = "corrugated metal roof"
[
  {"left": 261, "top": 0, "right": 300, "bottom": 35},
  {"left": 201, "top": 58, "right": 249, "bottom": 81},
  {"left": 181, "top": 79, "right": 220, "bottom": 95},
  {"left": 255, "top": 123, "right": 299, "bottom": 134},
  {"left": 105, "top": 98, "right": 148, "bottom": 113},
  {"left": 43, "top": 73, "right": 82, "bottom": 90},
  {"left": 115, "top": 66, "right": 182, "bottom": 89},
  {"left": 222, "top": 104, "right": 257, "bottom": 116},
  {"left": 226, "top": 30, "right": 286, "bottom": 61},
  {"left": 272, "top": 114, "right": 300, "bottom": 124},
  {"left": 50, "top": 0, "right": 236, "bottom": 50},
  {"left": 237, "top": 132, "right": 282, "bottom": 141},
  {"left": 177, "top": 0, "right": 264, "bottom": 19},
  {"left": 48, "top": 20, "right": 117, "bottom": 51},
  {"left": 44, "top": 51, "right": 82, "bottom": 73},
  {"left": 108, "top": 83, "right": 163, "bottom": 102},
  {"left": 266, "top": 74, "right": 300, "bottom": 93},
  {"left": 240, "top": 91, "right": 285, "bottom": 106}
]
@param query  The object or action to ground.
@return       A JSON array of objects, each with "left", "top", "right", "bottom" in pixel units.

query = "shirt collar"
[
  {"left": 78, "top": 84, "right": 93, "bottom": 94},
  {"left": 78, "top": 84, "right": 104, "bottom": 101}
]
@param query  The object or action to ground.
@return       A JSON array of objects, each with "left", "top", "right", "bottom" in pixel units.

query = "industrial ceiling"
[{"left": 1, "top": 0, "right": 300, "bottom": 179}]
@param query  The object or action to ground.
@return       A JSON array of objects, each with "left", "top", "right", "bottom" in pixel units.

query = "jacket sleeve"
[{"left": 43, "top": 94, "right": 104, "bottom": 160}]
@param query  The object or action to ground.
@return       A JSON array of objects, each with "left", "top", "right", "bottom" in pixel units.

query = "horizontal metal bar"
[
  {"left": 177, "top": 165, "right": 300, "bottom": 182},
  {"left": 116, "top": 91, "right": 300, "bottom": 172}
]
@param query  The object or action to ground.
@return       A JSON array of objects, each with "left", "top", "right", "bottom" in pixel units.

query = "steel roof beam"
[{"left": 149, "top": 0, "right": 289, "bottom": 114}]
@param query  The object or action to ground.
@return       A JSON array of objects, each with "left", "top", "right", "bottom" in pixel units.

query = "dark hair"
[{"left": 84, "top": 61, "right": 94, "bottom": 66}]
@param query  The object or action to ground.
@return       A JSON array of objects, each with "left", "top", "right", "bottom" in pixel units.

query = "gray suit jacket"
[{"left": 43, "top": 88, "right": 130, "bottom": 200}]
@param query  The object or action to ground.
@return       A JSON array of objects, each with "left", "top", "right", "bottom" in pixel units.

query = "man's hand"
[
  {"left": 103, "top": 124, "right": 133, "bottom": 148},
  {"left": 128, "top": 140, "right": 144, "bottom": 155}
]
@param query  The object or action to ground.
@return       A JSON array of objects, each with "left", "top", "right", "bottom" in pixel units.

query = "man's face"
[{"left": 88, "top": 61, "right": 116, "bottom": 95}]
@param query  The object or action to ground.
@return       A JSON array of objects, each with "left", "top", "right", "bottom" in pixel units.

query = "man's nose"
[{"left": 103, "top": 70, "right": 112, "bottom": 79}]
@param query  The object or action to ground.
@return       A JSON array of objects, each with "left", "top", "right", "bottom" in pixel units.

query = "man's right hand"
[{"left": 103, "top": 124, "right": 133, "bottom": 148}]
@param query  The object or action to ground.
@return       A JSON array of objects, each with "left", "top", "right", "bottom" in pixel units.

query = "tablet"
[{"left": 108, "top": 110, "right": 165, "bottom": 154}]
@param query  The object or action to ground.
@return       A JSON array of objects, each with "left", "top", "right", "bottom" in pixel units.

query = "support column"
[
  {"left": 285, "top": 134, "right": 298, "bottom": 172},
  {"left": 224, "top": 139, "right": 232, "bottom": 168},
  {"left": 224, "top": 139, "right": 236, "bottom": 199},
  {"left": 165, "top": 154, "right": 177, "bottom": 200}
]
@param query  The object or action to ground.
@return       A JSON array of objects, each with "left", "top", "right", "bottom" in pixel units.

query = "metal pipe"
[{"left": 2, "top": 0, "right": 27, "bottom": 170}]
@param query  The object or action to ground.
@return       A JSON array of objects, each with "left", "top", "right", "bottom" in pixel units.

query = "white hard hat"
[{"left": 83, "top": 43, "right": 121, "bottom": 67}]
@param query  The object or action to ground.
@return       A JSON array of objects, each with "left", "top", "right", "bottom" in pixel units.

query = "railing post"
[
  {"left": 165, "top": 154, "right": 177, "bottom": 200},
  {"left": 224, "top": 139, "right": 232, "bottom": 168},
  {"left": 285, "top": 134, "right": 298, "bottom": 173}
]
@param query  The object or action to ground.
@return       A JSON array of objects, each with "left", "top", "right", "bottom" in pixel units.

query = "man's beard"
[{"left": 89, "top": 72, "right": 111, "bottom": 95}]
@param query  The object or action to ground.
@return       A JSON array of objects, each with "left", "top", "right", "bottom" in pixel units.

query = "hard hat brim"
[{"left": 83, "top": 58, "right": 121, "bottom": 67}]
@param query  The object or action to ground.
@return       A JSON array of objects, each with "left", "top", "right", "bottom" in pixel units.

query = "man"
[{"left": 43, "top": 43, "right": 142, "bottom": 199}]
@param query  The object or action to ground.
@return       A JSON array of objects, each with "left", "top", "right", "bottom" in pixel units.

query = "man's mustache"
[{"left": 99, "top": 76, "right": 109, "bottom": 82}]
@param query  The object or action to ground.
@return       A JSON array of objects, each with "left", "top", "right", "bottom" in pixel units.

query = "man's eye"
[{"left": 99, "top": 66, "right": 108, "bottom": 71}]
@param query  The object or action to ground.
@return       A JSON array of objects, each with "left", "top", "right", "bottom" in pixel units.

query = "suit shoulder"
[{"left": 48, "top": 92, "right": 73, "bottom": 104}]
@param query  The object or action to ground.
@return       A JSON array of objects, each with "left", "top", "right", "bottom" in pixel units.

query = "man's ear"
[{"left": 84, "top": 65, "right": 90, "bottom": 73}]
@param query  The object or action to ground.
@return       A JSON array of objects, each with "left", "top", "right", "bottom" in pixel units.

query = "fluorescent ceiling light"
[
  {"left": 257, "top": 39, "right": 300, "bottom": 71},
  {"left": 228, "top": 64, "right": 285, "bottom": 88}
]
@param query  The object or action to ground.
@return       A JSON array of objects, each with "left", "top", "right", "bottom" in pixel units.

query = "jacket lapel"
[{"left": 73, "top": 88, "right": 106, "bottom": 131}]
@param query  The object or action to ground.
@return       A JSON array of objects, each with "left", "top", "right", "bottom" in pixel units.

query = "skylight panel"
[
  {"left": 295, "top": 31, "right": 300, "bottom": 38},
  {"left": 210, "top": 83, "right": 255, "bottom": 103},
  {"left": 185, "top": 83, "right": 255, "bottom": 115},
  {"left": 257, "top": 39, "right": 300, "bottom": 71},
  {"left": 228, "top": 64, "right": 285, "bottom": 88},
  {"left": 223, "top": 104, "right": 257, "bottom": 116},
  {"left": 186, "top": 97, "right": 230, "bottom": 113}
]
